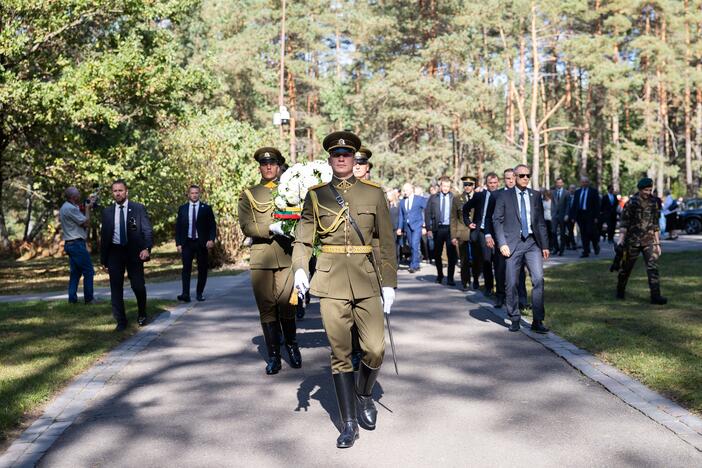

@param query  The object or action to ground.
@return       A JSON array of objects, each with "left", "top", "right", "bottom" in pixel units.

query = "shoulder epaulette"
[
  {"left": 359, "top": 179, "right": 382, "bottom": 188},
  {"left": 309, "top": 182, "right": 328, "bottom": 191}
]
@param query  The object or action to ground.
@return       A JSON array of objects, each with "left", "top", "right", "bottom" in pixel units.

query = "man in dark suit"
[
  {"left": 552, "top": 177, "right": 568, "bottom": 256},
  {"left": 571, "top": 176, "right": 601, "bottom": 257},
  {"left": 462, "top": 172, "right": 500, "bottom": 295},
  {"left": 425, "top": 176, "right": 459, "bottom": 285},
  {"left": 600, "top": 185, "right": 618, "bottom": 244},
  {"left": 175, "top": 185, "right": 217, "bottom": 302},
  {"left": 493, "top": 164, "right": 550, "bottom": 334},
  {"left": 493, "top": 169, "right": 528, "bottom": 309},
  {"left": 397, "top": 182, "right": 427, "bottom": 273},
  {"left": 100, "top": 179, "right": 153, "bottom": 331}
]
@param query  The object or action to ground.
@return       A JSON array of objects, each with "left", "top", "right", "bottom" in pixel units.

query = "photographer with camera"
[{"left": 59, "top": 186, "right": 97, "bottom": 304}]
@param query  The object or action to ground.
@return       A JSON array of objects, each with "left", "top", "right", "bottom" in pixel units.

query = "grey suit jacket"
[
  {"left": 492, "top": 187, "right": 549, "bottom": 252},
  {"left": 552, "top": 187, "right": 569, "bottom": 222}
]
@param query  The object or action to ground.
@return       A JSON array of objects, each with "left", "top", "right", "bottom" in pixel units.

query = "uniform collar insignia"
[
  {"left": 263, "top": 180, "right": 277, "bottom": 189},
  {"left": 334, "top": 175, "right": 355, "bottom": 190}
]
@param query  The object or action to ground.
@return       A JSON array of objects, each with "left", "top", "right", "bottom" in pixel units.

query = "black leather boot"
[
  {"left": 650, "top": 287, "right": 668, "bottom": 305},
  {"left": 333, "top": 372, "right": 359, "bottom": 448},
  {"left": 261, "top": 322, "right": 282, "bottom": 375},
  {"left": 355, "top": 362, "right": 380, "bottom": 430},
  {"left": 280, "top": 318, "right": 302, "bottom": 368}
]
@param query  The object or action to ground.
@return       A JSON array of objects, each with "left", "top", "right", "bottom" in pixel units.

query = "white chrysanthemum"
[
  {"left": 274, "top": 196, "right": 287, "bottom": 210},
  {"left": 285, "top": 191, "right": 301, "bottom": 205}
]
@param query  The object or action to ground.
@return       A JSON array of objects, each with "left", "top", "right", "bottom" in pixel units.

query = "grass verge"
[
  {"left": 0, "top": 243, "right": 242, "bottom": 295},
  {"left": 0, "top": 299, "right": 175, "bottom": 446},
  {"left": 539, "top": 250, "right": 702, "bottom": 414}
]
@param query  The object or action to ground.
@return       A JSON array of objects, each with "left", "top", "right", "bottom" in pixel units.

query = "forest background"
[{"left": 2, "top": 0, "right": 702, "bottom": 262}]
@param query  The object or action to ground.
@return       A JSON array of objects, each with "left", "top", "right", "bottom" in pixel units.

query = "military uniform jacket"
[
  {"left": 292, "top": 175, "right": 398, "bottom": 300},
  {"left": 620, "top": 193, "right": 659, "bottom": 247},
  {"left": 238, "top": 181, "right": 292, "bottom": 269},
  {"left": 451, "top": 192, "right": 472, "bottom": 242}
]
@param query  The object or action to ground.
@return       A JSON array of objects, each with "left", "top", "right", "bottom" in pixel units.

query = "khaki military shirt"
[
  {"left": 238, "top": 180, "right": 292, "bottom": 269},
  {"left": 451, "top": 192, "right": 472, "bottom": 242},
  {"left": 292, "top": 175, "right": 397, "bottom": 300}
]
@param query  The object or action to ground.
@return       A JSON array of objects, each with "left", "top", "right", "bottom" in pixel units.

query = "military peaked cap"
[
  {"left": 461, "top": 175, "right": 477, "bottom": 184},
  {"left": 355, "top": 146, "right": 373, "bottom": 163},
  {"left": 323, "top": 131, "right": 361, "bottom": 154},
  {"left": 254, "top": 147, "right": 285, "bottom": 165}
]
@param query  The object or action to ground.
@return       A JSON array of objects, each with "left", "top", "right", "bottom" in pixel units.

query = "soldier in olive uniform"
[
  {"left": 238, "top": 148, "right": 302, "bottom": 375},
  {"left": 351, "top": 146, "right": 374, "bottom": 370},
  {"left": 293, "top": 131, "right": 397, "bottom": 449},
  {"left": 452, "top": 176, "right": 476, "bottom": 291},
  {"left": 616, "top": 177, "right": 667, "bottom": 304}
]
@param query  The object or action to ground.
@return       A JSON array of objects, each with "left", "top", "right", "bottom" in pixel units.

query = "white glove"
[
  {"left": 382, "top": 287, "right": 395, "bottom": 314},
  {"left": 294, "top": 268, "right": 310, "bottom": 299},
  {"left": 269, "top": 221, "right": 285, "bottom": 236}
]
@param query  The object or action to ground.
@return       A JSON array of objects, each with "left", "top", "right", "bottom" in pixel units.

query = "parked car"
[{"left": 679, "top": 198, "right": 702, "bottom": 234}]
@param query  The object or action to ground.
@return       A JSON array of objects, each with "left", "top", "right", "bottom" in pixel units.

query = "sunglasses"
[
  {"left": 330, "top": 153, "right": 354, "bottom": 159},
  {"left": 517, "top": 173, "right": 531, "bottom": 179},
  {"left": 463, "top": 182, "right": 475, "bottom": 186}
]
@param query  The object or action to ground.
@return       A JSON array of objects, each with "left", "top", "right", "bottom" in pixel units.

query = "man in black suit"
[
  {"left": 100, "top": 179, "right": 153, "bottom": 331},
  {"left": 571, "top": 176, "right": 601, "bottom": 257},
  {"left": 600, "top": 185, "right": 618, "bottom": 244},
  {"left": 425, "top": 176, "right": 458, "bottom": 285},
  {"left": 493, "top": 164, "right": 550, "bottom": 334},
  {"left": 552, "top": 177, "right": 568, "bottom": 255},
  {"left": 175, "top": 185, "right": 217, "bottom": 302},
  {"left": 462, "top": 172, "right": 499, "bottom": 295}
]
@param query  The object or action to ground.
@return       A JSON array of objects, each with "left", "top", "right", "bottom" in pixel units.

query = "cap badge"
[
  {"left": 338, "top": 138, "right": 345, "bottom": 145},
  {"left": 264, "top": 152, "right": 270, "bottom": 158}
]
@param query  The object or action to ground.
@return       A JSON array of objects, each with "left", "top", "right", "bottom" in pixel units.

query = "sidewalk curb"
[
  {"left": 0, "top": 274, "right": 249, "bottom": 468},
  {"left": 464, "top": 289, "right": 702, "bottom": 453}
]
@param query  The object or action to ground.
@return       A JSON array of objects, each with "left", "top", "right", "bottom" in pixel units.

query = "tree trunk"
[
  {"left": 684, "top": 0, "right": 693, "bottom": 195},
  {"left": 0, "top": 130, "right": 10, "bottom": 250},
  {"left": 529, "top": 1, "right": 540, "bottom": 189},
  {"left": 611, "top": 111, "right": 621, "bottom": 193},
  {"left": 22, "top": 182, "right": 34, "bottom": 241},
  {"left": 519, "top": 28, "right": 528, "bottom": 163}
]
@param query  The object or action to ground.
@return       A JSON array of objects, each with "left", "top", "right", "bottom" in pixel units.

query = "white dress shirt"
[
  {"left": 112, "top": 200, "right": 129, "bottom": 245},
  {"left": 188, "top": 201, "right": 200, "bottom": 239}
]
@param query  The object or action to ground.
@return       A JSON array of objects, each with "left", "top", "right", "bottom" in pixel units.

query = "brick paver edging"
[
  {"left": 0, "top": 301, "right": 196, "bottom": 468},
  {"left": 465, "top": 291, "right": 702, "bottom": 452}
]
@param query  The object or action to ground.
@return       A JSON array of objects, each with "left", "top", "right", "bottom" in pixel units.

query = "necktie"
[
  {"left": 580, "top": 188, "right": 587, "bottom": 210},
  {"left": 480, "top": 192, "right": 490, "bottom": 229},
  {"left": 191, "top": 204, "right": 197, "bottom": 239},
  {"left": 119, "top": 205, "right": 127, "bottom": 246},
  {"left": 520, "top": 191, "right": 529, "bottom": 239},
  {"left": 440, "top": 194, "right": 445, "bottom": 225}
]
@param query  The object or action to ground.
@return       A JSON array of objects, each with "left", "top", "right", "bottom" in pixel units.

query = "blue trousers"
[
  {"left": 64, "top": 239, "right": 95, "bottom": 303},
  {"left": 406, "top": 228, "right": 422, "bottom": 270}
]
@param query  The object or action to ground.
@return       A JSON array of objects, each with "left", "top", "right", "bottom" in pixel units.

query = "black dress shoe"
[
  {"left": 472, "top": 281, "right": 480, "bottom": 290},
  {"left": 177, "top": 294, "right": 191, "bottom": 303},
  {"left": 651, "top": 294, "right": 668, "bottom": 305},
  {"left": 530, "top": 320, "right": 550, "bottom": 334},
  {"left": 579, "top": 253, "right": 589, "bottom": 258},
  {"left": 408, "top": 268, "right": 416, "bottom": 273},
  {"left": 446, "top": 280, "right": 456, "bottom": 286},
  {"left": 594, "top": 245, "right": 601, "bottom": 255},
  {"left": 509, "top": 320, "right": 520, "bottom": 332},
  {"left": 558, "top": 251, "right": 564, "bottom": 256},
  {"left": 137, "top": 315, "right": 147, "bottom": 327},
  {"left": 196, "top": 294, "right": 205, "bottom": 302},
  {"left": 114, "top": 323, "right": 128, "bottom": 332},
  {"left": 435, "top": 277, "right": 444, "bottom": 284}
]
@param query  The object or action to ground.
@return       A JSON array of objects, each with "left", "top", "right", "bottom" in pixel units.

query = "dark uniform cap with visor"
[
  {"left": 254, "top": 147, "right": 285, "bottom": 166},
  {"left": 323, "top": 131, "right": 362, "bottom": 155},
  {"left": 461, "top": 175, "right": 477, "bottom": 184},
  {"left": 354, "top": 146, "right": 373, "bottom": 164}
]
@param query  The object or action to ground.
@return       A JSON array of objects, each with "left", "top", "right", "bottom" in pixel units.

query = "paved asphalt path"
[{"left": 37, "top": 262, "right": 701, "bottom": 466}]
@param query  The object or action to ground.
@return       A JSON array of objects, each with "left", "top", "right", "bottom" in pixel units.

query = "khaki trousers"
[
  {"left": 320, "top": 296, "right": 385, "bottom": 373},
  {"left": 251, "top": 268, "right": 295, "bottom": 323}
]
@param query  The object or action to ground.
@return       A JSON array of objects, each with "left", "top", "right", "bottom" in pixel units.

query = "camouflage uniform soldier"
[
  {"left": 238, "top": 147, "right": 302, "bottom": 375},
  {"left": 616, "top": 177, "right": 667, "bottom": 305},
  {"left": 293, "top": 131, "right": 397, "bottom": 449}
]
